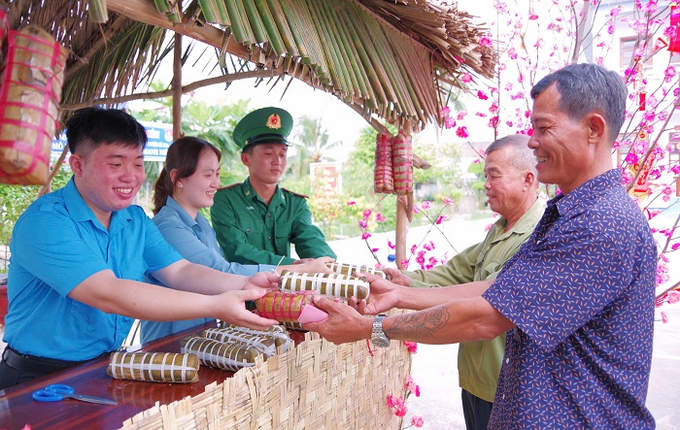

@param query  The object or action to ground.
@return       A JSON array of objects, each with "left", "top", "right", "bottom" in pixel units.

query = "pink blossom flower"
[
  {"left": 672, "top": 243, "right": 680, "bottom": 251},
  {"left": 508, "top": 47, "right": 518, "bottom": 60},
  {"left": 645, "top": 0, "right": 658, "bottom": 13},
  {"left": 439, "top": 106, "right": 451, "bottom": 119},
  {"left": 362, "top": 209, "right": 372, "bottom": 219},
  {"left": 443, "top": 197, "right": 455, "bottom": 205},
  {"left": 388, "top": 240, "right": 396, "bottom": 249},
  {"left": 661, "top": 310, "right": 668, "bottom": 323},
  {"left": 489, "top": 116, "right": 499, "bottom": 128},
  {"left": 346, "top": 201, "right": 356, "bottom": 206},
  {"left": 479, "top": 34, "right": 493, "bottom": 47},
  {"left": 361, "top": 232, "right": 371, "bottom": 240},
  {"left": 625, "top": 152, "right": 639, "bottom": 165},
  {"left": 371, "top": 247, "right": 379, "bottom": 253},
  {"left": 529, "top": 14, "right": 539, "bottom": 20},
  {"left": 413, "top": 206, "right": 419, "bottom": 214},
  {"left": 410, "top": 244, "right": 418, "bottom": 254},
  {"left": 358, "top": 220, "right": 368, "bottom": 229},
  {"left": 456, "top": 126, "right": 469, "bottom": 138},
  {"left": 375, "top": 212, "right": 386, "bottom": 223},
  {"left": 400, "top": 259, "right": 409, "bottom": 268},
  {"left": 386, "top": 394, "right": 397, "bottom": 408},
  {"left": 665, "top": 66, "right": 676, "bottom": 83},
  {"left": 668, "top": 290, "right": 680, "bottom": 304},
  {"left": 395, "top": 404, "right": 408, "bottom": 417},
  {"left": 461, "top": 73, "right": 473, "bottom": 83},
  {"left": 485, "top": 223, "right": 493, "bottom": 232},
  {"left": 444, "top": 117, "right": 457, "bottom": 129},
  {"left": 436, "top": 215, "right": 447, "bottom": 225},
  {"left": 420, "top": 201, "right": 432, "bottom": 210},
  {"left": 457, "top": 111, "right": 467, "bottom": 120},
  {"left": 403, "top": 341, "right": 418, "bottom": 354},
  {"left": 477, "top": 90, "right": 489, "bottom": 100},
  {"left": 411, "top": 416, "right": 424, "bottom": 428}
]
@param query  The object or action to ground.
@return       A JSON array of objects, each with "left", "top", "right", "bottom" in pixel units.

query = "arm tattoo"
[{"left": 385, "top": 307, "right": 450, "bottom": 340}]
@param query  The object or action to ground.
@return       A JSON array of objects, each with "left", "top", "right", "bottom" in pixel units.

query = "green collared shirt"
[
  {"left": 211, "top": 177, "right": 336, "bottom": 265},
  {"left": 405, "top": 198, "right": 545, "bottom": 402}
]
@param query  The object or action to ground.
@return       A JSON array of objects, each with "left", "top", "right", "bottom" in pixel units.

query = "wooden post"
[
  {"left": 395, "top": 122, "right": 413, "bottom": 269},
  {"left": 172, "top": 32, "right": 183, "bottom": 140}
]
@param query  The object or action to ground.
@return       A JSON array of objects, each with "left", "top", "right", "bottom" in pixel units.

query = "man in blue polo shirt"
[
  {"left": 307, "top": 64, "right": 657, "bottom": 429},
  {"left": 0, "top": 107, "right": 279, "bottom": 390}
]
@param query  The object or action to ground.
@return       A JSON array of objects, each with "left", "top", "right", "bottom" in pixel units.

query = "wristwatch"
[{"left": 371, "top": 314, "right": 390, "bottom": 347}]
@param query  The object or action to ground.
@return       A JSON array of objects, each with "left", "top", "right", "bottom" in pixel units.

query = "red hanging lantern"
[
  {"left": 669, "top": 3, "right": 680, "bottom": 52},
  {"left": 672, "top": 2, "right": 680, "bottom": 26}
]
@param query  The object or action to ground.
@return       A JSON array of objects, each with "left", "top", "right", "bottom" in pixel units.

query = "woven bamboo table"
[{"left": 0, "top": 321, "right": 411, "bottom": 429}]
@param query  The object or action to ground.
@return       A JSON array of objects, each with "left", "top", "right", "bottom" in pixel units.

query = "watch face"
[{"left": 371, "top": 336, "right": 390, "bottom": 348}]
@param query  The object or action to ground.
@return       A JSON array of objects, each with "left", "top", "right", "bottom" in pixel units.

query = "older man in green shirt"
[
  {"left": 212, "top": 107, "right": 336, "bottom": 265},
  {"left": 385, "top": 134, "right": 544, "bottom": 430}
]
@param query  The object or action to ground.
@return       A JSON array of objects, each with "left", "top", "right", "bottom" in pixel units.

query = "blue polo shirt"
[
  {"left": 141, "top": 197, "right": 274, "bottom": 343},
  {"left": 483, "top": 169, "right": 656, "bottom": 429},
  {"left": 4, "top": 178, "right": 182, "bottom": 361}
]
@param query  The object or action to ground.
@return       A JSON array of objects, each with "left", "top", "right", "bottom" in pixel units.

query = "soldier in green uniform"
[{"left": 211, "top": 107, "right": 337, "bottom": 265}]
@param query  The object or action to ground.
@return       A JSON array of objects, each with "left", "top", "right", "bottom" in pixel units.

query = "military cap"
[{"left": 233, "top": 107, "right": 293, "bottom": 150}]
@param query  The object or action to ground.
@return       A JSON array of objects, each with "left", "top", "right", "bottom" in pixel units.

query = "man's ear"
[
  {"left": 587, "top": 113, "right": 607, "bottom": 144},
  {"left": 241, "top": 152, "right": 250, "bottom": 167},
  {"left": 524, "top": 170, "right": 536, "bottom": 189},
  {"left": 69, "top": 154, "right": 84, "bottom": 176}
]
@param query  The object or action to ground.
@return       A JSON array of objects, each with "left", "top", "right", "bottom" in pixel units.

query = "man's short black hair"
[{"left": 66, "top": 107, "right": 147, "bottom": 155}]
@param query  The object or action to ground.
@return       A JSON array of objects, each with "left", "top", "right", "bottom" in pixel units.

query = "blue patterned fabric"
[{"left": 483, "top": 169, "right": 657, "bottom": 429}]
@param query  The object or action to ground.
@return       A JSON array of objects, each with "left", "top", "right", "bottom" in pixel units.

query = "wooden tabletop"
[{"left": 0, "top": 324, "right": 304, "bottom": 430}]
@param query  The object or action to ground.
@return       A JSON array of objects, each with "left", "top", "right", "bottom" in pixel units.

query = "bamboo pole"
[
  {"left": 172, "top": 31, "right": 183, "bottom": 140},
  {"left": 395, "top": 121, "right": 412, "bottom": 270}
]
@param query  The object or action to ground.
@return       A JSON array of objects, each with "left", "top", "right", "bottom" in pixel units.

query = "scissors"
[{"left": 32, "top": 384, "right": 117, "bottom": 406}]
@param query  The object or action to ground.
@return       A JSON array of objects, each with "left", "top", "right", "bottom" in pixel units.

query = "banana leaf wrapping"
[
  {"left": 254, "top": 290, "right": 317, "bottom": 324},
  {"left": 0, "top": 26, "right": 67, "bottom": 185},
  {"left": 279, "top": 270, "right": 370, "bottom": 300},
  {"left": 218, "top": 323, "right": 292, "bottom": 348},
  {"left": 200, "top": 327, "right": 283, "bottom": 357},
  {"left": 180, "top": 336, "right": 264, "bottom": 371},
  {"left": 326, "top": 262, "right": 386, "bottom": 279},
  {"left": 106, "top": 351, "right": 200, "bottom": 384}
]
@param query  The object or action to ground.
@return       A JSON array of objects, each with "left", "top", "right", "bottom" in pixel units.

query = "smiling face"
[
  {"left": 174, "top": 147, "right": 221, "bottom": 216},
  {"left": 528, "top": 83, "right": 593, "bottom": 194},
  {"left": 483, "top": 146, "right": 532, "bottom": 219},
  {"left": 70, "top": 143, "right": 146, "bottom": 227},
  {"left": 241, "top": 143, "right": 288, "bottom": 186}
]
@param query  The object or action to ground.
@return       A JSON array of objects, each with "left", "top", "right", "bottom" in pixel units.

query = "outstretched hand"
[
  {"left": 215, "top": 288, "right": 279, "bottom": 330},
  {"left": 304, "top": 297, "right": 371, "bottom": 344},
  {"left": 242, "top": 271, "right": 280, "bottom": 290},
  {"left": 290, "top": 256, "right": 335, "bottom": 274},
  {"left": 351, "top": 271, "right": 403, "bottom": 315},
  {"left": 382, "top": 268, "right": 412, "bottom": 286}
]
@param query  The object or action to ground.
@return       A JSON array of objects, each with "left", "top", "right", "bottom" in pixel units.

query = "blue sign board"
[{"left": 51, "top": 122, "right": 173, "bottom": 162}]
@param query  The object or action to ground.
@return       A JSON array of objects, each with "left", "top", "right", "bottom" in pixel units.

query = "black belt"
[{"left": 2, "top": 346, "right": 95, "bottom": 375}]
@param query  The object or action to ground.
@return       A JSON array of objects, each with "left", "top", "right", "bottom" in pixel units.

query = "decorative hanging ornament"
[
  {"left": 670, "top": 3, "right": 680, "bottom": 52},
  {"left": 639, "top": 91, "right": 647, "bottom": 111}
]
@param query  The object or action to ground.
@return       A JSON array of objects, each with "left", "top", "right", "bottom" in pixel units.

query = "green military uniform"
[
  {"left": 406, "top": 198, "right": 545, "bottom": 403},
  {"left": 212, "top": 178, "right": 336, "bottom": 265},
  {"left": 211, "top": 106, "right": 336, "bottom": 265}
]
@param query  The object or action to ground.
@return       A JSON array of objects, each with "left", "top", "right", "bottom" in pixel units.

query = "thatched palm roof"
[{"left": 4, "top": 0, "right": 495, "bottom": 131}]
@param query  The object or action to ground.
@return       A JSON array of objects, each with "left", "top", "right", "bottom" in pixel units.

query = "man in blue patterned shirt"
[{"left": 307, "top": 63, "right": 657, "bottom": 429}]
